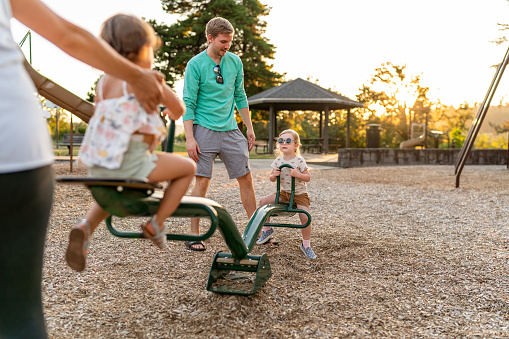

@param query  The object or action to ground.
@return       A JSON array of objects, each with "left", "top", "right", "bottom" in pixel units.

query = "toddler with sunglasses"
[{"left": 256, "top": 129, "right": 316, "bottom": 259}]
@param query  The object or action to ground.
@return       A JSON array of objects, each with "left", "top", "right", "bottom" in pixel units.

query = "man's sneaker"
[
  {"left": 300, "top": 243, "right": 317, "bottom": 259},
  {"left": 256, "top": 228, "right": 275, "bottom": 244}
]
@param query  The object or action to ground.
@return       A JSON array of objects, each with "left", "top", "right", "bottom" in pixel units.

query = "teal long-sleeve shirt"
[{"left": 182, "top": 49, "right": 249, "bottom": 131}]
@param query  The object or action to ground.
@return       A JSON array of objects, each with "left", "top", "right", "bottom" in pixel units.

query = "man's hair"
[
  {"left": 205, "top": 17, "right": 234, "bottom": 39},
  {"left": 101, "top": 14, "right": 161, "bottom": 61}
]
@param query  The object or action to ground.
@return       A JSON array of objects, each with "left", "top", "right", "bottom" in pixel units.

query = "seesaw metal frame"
[{"left": 241, "top": 164, "right": 311, "bottom": 251}]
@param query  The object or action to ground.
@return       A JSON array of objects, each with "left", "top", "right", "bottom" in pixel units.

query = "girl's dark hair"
[{"left": 100, "top": 14, "right": 161, "bottom": 61}]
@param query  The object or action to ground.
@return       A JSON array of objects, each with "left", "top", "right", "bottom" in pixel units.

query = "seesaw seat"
[
  {"left": 56, "top": 176, "right": 271, "bottom": 295},
  {"left": 56, "top": 177, "right": 219, "bottom": 241},
  {"left": 55, "top": 176, "right": 163, "bottom": 190}
]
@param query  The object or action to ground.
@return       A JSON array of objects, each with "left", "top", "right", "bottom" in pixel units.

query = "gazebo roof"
[{"left": 248, "top": 78, "right": 364, "bottom": 111}]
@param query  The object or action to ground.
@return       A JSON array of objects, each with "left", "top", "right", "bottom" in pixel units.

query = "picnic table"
[
  {"left": 254, "top": 138, "right": 270, "bottom": 154},
  {"left": 300, "top": 138, "right": 323, "bottom": 153},
  {"left": 57, "top": 133, "right": 85, "bottom": 152}
]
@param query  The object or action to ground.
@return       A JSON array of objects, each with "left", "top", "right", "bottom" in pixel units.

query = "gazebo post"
[
  {"left": 319, "top": 111, "right": 323, "bottom": 138},
  {"left": 346, "top": 108, "right": 351, "bottom": 148},
  {"left": 324, "top": 105, "right": 329, "bottom": 154},
  {"left": 269, "top": 104, "right": 276, "bottom": 153}
]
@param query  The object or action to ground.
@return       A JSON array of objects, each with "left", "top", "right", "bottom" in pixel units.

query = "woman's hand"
[{"left": 130, "top": 70, "right": 165, "bottom": 113}]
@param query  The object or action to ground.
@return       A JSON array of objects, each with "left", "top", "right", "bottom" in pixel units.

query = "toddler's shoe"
[
  {"left": 256, "top": 227, "right": 275, "bottom": 245},
  {"left": 300, "top": 243, "right": 317, "bottom": 259}
]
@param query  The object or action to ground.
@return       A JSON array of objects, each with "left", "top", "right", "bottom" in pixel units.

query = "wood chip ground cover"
[{"left": 44, "top": 164, "right": 509, "bottom": 337}]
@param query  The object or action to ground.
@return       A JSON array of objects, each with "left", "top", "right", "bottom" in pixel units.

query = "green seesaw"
[{"left": 57, "top": 121, "right": 310, "bottom": 296}]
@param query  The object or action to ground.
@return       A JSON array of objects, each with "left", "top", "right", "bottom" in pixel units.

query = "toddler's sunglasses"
[{"left": 278, "top": 138, "right": 293, "bottom": 144}]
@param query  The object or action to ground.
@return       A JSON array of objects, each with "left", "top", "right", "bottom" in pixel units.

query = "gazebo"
[{"left": 247, "top": 78, "right": 364, "bottom": 153}]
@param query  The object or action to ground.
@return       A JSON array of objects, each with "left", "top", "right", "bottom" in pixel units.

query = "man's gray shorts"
[{"left": 193, "top": 124, "right": 251, "bottom": 179}]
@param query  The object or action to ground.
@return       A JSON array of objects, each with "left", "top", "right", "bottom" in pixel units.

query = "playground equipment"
[
  {"left": 56, "top": 175, "right": 272, "bottom": 295},
  {"left": 399, "top": 135, "right": 425, "bottom": 148},
  {"left": 428, "top": 130, "right": 450, "bottom": 148},
  {"left": 399, "top": 123, "right": 449, "bottom": 149},
  {"left": 23, "top": 57, "right": 94, "bottom": 123},
  {"left": 57, "top": 122, "right": 312, "bottom": 296},
  {"left": 18, "top": 49, "right": 313, "bottom": 296},
  {"left": 19, "top": 50, "right": 312, "bottom": 296},
  {"left": 206, "top": 164, "right": 310, "bottom": 294},
  {"left": 455, "top": 45, "right": 509, "bottom": 187},
  {"left": 400, "top": 123, "right": 426, "bottom": 148}
]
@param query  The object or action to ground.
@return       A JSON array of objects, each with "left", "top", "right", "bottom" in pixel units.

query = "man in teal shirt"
[{"left": 182, "top": 17, "right": 256, "bottom": 251}]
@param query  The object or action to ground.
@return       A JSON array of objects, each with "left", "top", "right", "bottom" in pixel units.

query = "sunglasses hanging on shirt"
[{"left": 213, "top": 65, "right": 224, "bottom": 84}]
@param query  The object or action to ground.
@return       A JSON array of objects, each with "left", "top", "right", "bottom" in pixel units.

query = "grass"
[
  {"left": 53, "top": 142, "right": 275, "bottom": 159},
  {"left": 53, "top": 147, "right": 79, "bottom": 157},
  {"left": 248, "top": 151, "right": 274, "bottom": 159},
  {"left": 169, "top": 142, "right": 274, "bottom": 159}
]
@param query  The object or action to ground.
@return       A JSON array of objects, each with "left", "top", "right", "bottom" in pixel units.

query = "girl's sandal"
[
  {"left": 66, "top": 219, "right": 90, "bottom": 272},
  {"left": 141, "top": 216, "right": 167, "bottom": 249}
]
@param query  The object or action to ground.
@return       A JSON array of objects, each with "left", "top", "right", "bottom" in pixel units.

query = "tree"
[
  {"left": 356, "top": 62, "right": 433, "bottom": 147},
  {"left": 492, "top": 9, "right": 509, "bottom": 46},
  {"left": 491, "top": 120, "right": 509, "bottom": 133},
  {"left": 149, "top": 0, "right": 283, "bottom": 97},
  {"left": 86, "top": 76, "right": 102, "bottom": 103},
  {"left": 440, "top": 102, "right": 474, "bottom": 131},
  {"left": 45, "top": 109, "right": 87, "bottom": 141},
  {"left": 436, "top": 102, "right": 474, "bottom": 148}
]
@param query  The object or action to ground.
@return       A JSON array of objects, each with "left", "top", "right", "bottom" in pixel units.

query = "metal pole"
[
  {"left": 456, "top": 45, "right": 509, "bottom": 171},
  {"left": 424, "top": 109, "right": 429, "bottom": 149},
  {"left": 55, "top": 109, "right": 59, "bottom": 145},
  {"left": 346, "top": 108, "right": 351, "bottom": 148},
  {"left": 455, "top": 44, "right": 509, "bottom": 187},
  {"left": 18, "top": 30, "right": 32, "bottom": 64},
  {"left": 165, "top": 119, "right": 175, "bottom": 153},
  {"left": 324, "top": 105, "right": 329, "bottom": 154},
  {"left": 268, "top": 105, "right": 275, "bottom": 153},
  {"left": 29, "top": 30, "right": 32, "bottom": 64},
  {"left": 69, "top": 115, "right": 74, "bottom": 172},
  {"left": 319, "top": 110, "right": 323, "bottom": 138}
]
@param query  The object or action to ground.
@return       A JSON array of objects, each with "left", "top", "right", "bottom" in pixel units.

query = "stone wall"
[{"left": 337, "top": 148, "right": 508, "bottom": 168}]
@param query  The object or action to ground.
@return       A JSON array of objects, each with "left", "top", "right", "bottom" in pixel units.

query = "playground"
[{"left": 44, "top": 162, "right": 509, "bottom": 337}]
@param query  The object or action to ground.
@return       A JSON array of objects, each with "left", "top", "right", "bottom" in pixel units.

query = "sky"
[{"left": 10, "top": 0, "right": 509, "bottom": 113}]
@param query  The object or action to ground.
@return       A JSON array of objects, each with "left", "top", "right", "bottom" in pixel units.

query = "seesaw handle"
[{"left": 275, "top": 164, "right": 296, "bottom": 207}]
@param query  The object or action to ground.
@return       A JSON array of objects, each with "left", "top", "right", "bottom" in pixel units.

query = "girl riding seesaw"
[
  {"left": 65, "top": 14, "right": 196, "bottom": 272},
  {"left": 256, "top": 129, "right": 317, "bottom": 259}
]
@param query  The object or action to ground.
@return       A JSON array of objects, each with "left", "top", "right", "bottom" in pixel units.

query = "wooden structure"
[{"left": 247, "top": 78, "right": 363, "bottom": 153}]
